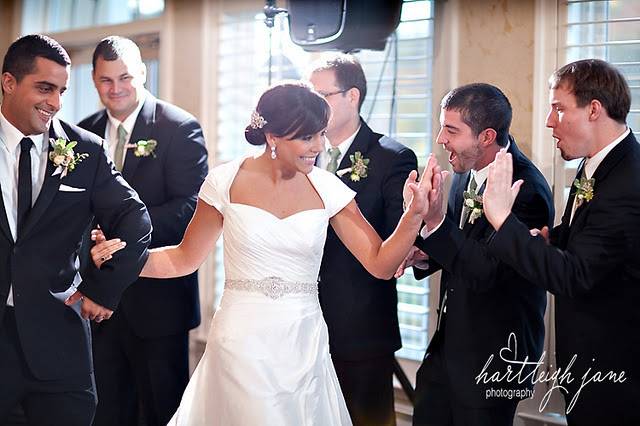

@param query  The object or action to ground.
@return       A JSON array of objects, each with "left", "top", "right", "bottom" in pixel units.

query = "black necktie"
[{"left": 17, "top": 137, "right": 33, "bottom": 237}]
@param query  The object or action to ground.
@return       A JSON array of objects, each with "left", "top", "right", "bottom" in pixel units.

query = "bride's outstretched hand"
[{"left": 90, "top": 227, "right": 126, "bottom": 269}]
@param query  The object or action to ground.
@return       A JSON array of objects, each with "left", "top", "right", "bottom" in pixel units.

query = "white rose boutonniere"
[
  {"left": 336, "top": 151, "right": 369, "bottom": 182},
  {"left": 126, "top": 139, "right": 158, "bottom": 158},
  {"left": 463, "top": 188, "right": 483, "bottom": 224},
  {"left": 49, "top": 138, "right": 89, "bottom": 178},
  {"left": 573, "top": 176, "right": 595, "bottom": 208}
]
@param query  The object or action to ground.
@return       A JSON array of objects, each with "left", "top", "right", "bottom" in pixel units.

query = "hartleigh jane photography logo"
[{"left": 475, "top": 333, "right": 626, "bottom": 413}]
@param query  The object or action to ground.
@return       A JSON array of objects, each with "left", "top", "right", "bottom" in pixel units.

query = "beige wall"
[
  {"left": 0, "top": 0, "right": 17, "bottom": 53},
  {"left": 434, "top": 0, "right": 536, "bottom": 156},
  {"left": 0, "top": 0, "right": 18, "bottom": 103}
]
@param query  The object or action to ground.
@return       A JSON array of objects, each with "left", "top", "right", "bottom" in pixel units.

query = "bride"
[{"left": 92, "top": 82, "right": 436, "bottom": 425}]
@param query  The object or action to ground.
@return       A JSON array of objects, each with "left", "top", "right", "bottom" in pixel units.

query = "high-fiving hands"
[
  {"left": 483, "top": 149, "right": 523, "bottom": 231},
  {"left": 402, "top": 154, "right": 449, "bottom": 227},
  {"left": 395, "top": 155, "right": 450, "bottom": 278},
  {"left": 403, "top": 155, "right": 436, "bottom": 219}
]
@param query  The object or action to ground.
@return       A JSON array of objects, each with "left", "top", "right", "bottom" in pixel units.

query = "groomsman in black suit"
[
  {"left": 406, "top": 84, "right": 554, "bottom": 426},
  {"left": 78, "top": 36, "right": 208, "bottom": 426},
  {"left": 484, "top": 59, "right": 640, "bottom": 426},
  {"left": 309, "top": 54, "right": 417, "bottom": 425},
  {"left": 0, "top": 35, "right": 151, "bottom": 425}
]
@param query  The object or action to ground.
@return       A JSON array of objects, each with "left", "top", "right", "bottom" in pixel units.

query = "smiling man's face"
[{"left": 1, "top": 56, "right": 69, "bottom": 135}]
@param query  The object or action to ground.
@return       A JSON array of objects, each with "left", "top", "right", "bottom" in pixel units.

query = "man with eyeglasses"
[{"left": 309, "top": 54, "right": 417, "bottom": 426}]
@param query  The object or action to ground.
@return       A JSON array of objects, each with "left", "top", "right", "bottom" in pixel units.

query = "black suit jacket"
[
  {"left": 415, "top": 139, "right": 554, "bottom": 407},
  {"left": 319, "top": 119, "right": 417, "bottom": 360},
  {"left": 0, "top": 118, "right": 151, "bottom": 380},
  {"left": 78, "top": 94, "right": 208, "bottom": 337},
  {"left": 489, "top": 131, "right": 640, "bottom": 414}
]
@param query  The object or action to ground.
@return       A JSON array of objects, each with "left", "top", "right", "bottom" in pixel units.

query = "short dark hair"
[
  {"left": 441, "top": 83, "right": 512, "bottom": 147},
  {"left": 311, "top": 54, "right": 367, "bottom": 112},
  {"left": 2, "top": 34, "right": 70, "bottom": 83},
  {"left": 245, "top": 81, "right": 330, "bottom": 146},
  {"left": 92, "top": 36, "right": 142, "bottom": 69},
  {"left": 549, "top": 59, "right": 630, "bottom": 124}
]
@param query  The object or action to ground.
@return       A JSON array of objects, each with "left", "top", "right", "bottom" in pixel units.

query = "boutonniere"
[
  {"left": 573, "top": 176, "right": 595, "bottom": 208},
  {"left": 463, "top": 188, "right": 483, "bottom": 224},
  {"left": 125, "top": 139, "right": 157, "bottom": 158},
  {"left": 49, "top": 138, "right": 89, "bottom": 178},
  {"left": 336, "top": 151, "right": 369, "bottom": 182}
]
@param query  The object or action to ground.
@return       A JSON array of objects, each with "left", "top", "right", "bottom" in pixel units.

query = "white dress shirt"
[
  {"left": 0, "top": 111, "right": 48, "bottom": 306},
  {"left": 104, "top": 91, "right": 146, "bottom": 164},
  {"left": 317, "top": 125, "right": 361, "bottom": 171}
]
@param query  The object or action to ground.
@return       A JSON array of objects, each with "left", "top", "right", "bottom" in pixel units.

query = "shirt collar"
[
  {"left": 106, "top": 90, "right": 147, "bottom": 136},
  {"left": 472, "top": 139, "right": 512, "bottom": 189},
  {"left": 325, "top": 124, "right": 361, "bottom": 157},
  {"left": 0, "top": 109, "right": 46, "bottom": 154},
  {"left": 584, "top": 127, "right": 630, "bottom": 179}
]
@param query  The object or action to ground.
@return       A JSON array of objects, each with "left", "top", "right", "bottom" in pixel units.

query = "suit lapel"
[
  {"left": 122, "top": 96, "right": 156, "bottom": 180},
  {"left": 590, "top": 132, "right": 634, "bottom": 184},
  {"left": 449, "top": 172, "right": 468, "bottom": 230},
  {"left": 567, "top": 133, "right": 635, "bottom": 236},
  {"left": 92, "top": 112, "right": 108, "bottom": 138},
  {"left": 19, "top": 120, "right": 67, "bottom": 241}
]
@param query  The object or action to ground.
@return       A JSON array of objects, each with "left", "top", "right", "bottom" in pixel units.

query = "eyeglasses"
[{"left": 318, "top": 88, "right": 349, "bottom": 98}]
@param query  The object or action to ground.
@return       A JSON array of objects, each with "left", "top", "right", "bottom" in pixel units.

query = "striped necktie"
[{"left": 326, "top": 147, "right": 341, "bottom": 173}]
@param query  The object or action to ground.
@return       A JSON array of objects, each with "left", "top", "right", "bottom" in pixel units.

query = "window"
[
  {"left": 215, "top": 0, "right": 435, "bottom": 361},
  {"left": 216, "top": 9, "right": 311, "bottom": 162},
  {"left": 562, "top": 0, "right": 640, "bottom": 137},
  {"left": 19, "top": 1, "right": 163, "bottom": 126},
  {"left": 557, "top": 0, "right": 640, "bottom": 199},
  {"left": 21, "top": 0, "right": 164, "bottom": 34}
]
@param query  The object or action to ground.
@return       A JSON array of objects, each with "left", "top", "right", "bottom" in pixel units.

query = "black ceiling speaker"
[{"left": 286, "top": 0, "right": 403, "bottom": 52}]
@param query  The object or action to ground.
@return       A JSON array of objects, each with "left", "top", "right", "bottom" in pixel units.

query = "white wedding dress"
[{"left": 168, "top": 157, "right": 355, "bottom": 426}]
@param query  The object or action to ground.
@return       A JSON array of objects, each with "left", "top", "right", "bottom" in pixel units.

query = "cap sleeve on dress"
[
  {"left": 309, "top": 167, "right": 356, "bottom": 217},
  {"left": 198, "top": 159, "right": 240, "bottom": 212},
  {"left": 198, "top": 173, "right": 223, "bottom": 211}
]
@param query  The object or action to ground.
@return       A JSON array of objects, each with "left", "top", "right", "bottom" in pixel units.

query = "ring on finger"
[{"left": 100, "top": 256, "right": 106, "bottom": 262}]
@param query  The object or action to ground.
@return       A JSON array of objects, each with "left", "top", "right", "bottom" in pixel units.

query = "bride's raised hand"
[
  {"left": 404, "top": 154, "right": 437, "bottom": 219},
  {"left": 90, "top": 227, "right": 126, "bottom": 269}
]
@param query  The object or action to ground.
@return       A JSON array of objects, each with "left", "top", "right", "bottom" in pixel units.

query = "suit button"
[
  {"left": 449, "top": 288, "right": 454, "bottom": 292},
  {"left": 12, "top": 247, "right": 17, "bottom": 254}
]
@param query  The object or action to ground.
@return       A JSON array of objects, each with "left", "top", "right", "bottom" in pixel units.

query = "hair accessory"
[{"left": 250, "top": 111, "right": 268, "bottom": 129}]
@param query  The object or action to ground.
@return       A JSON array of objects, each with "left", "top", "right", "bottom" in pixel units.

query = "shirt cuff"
[
  {"left": 413, "top": 260, "right": 430, "bottom": 270},
  {"left": 420, "top": 216, "right": 446, "bottom": 239}
]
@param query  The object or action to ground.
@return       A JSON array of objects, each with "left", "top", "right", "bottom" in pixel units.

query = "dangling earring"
[{"left": 270, "top": 144, "right": 277, "bottom": 160}]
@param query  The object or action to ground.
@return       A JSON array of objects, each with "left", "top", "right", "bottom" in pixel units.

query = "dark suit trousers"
[
  {"left": 0, "top": 308, "right": 96, "bottom": 426},
  {"left": 333, "top": 354, "right": 396, "bottom": 426},
  {"left": 413, "top": 348, "right": 517, "bottom": 426},
  {"left": 563, "top": 377, "right": 640, "bottom": 426},
  {"left": 91, "top": 311, "right": 188, "bottom": 426}
]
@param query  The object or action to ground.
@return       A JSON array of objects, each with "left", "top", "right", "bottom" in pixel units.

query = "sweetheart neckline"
[{"left": 228, "top": 202, "right": 325, "bottom": 221}]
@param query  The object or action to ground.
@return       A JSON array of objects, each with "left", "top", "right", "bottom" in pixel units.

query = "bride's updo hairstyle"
[{"left": 244, "top": 81, "right": 330, "bottom": 146}]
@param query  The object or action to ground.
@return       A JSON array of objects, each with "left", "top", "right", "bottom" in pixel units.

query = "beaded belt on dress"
[{"left": 225, "top": 276, "right": 318, "bottom": 299}]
